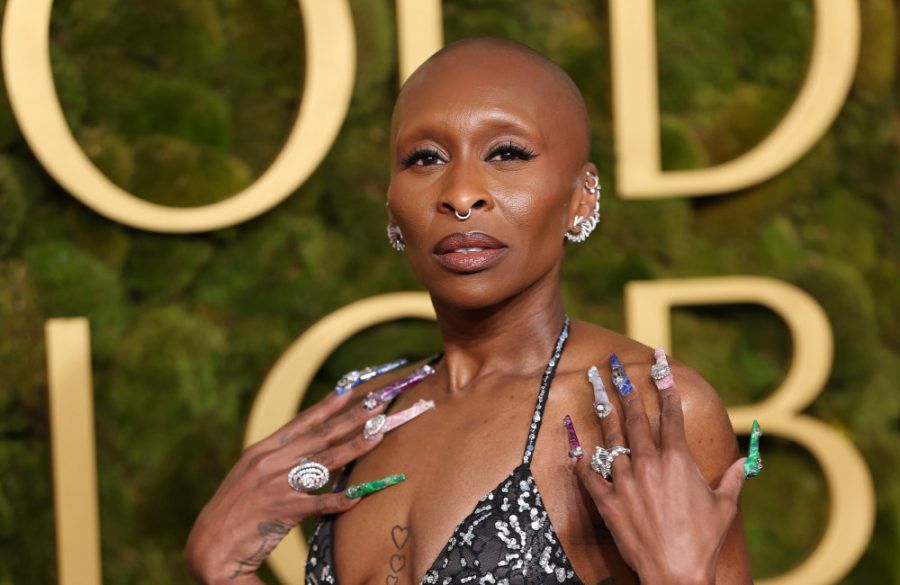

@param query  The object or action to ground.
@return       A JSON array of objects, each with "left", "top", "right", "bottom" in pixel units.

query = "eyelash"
[
  {"left": 400, "top": 143, "right": 538, "bottom": 168},
  {"left": 486, "top": 142, "right": 537, "bottom": 162},
  {"left": 400, "top": 148, "right": 443, "bottom": 168}
]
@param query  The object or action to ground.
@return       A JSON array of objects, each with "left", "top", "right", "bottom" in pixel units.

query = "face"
[{"left": 388, "top": 45, "right": 594, "bottom": 310}]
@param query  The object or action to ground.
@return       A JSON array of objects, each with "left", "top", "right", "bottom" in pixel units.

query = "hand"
[
  {"left": 184, "top": 390, "right": 387, "bottom": 584},
  {"left": 574, "top": 351, "right": 746, "bottom": 585}
]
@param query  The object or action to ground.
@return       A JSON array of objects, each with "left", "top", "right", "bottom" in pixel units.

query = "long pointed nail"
[
  {"left": 364, "top": 399, "right": 435, "bottom": 440},
  {"left": 345, "top": 474, "right": 406, "bottom": 499},
  {"left": 563, "top": 415, "right": 584, "bottom": 460},
  {"left": 334, "top": 358, "right": 408, "bottom": 395},
  {"left": 650, "top": 347, "right": 674, "bottom": 390},
  {"left": 609, "top": 353, "right": 634, "bottom": 396},
  {"left": 362, "top": 363, "right": 436, "bottom": 410},
  {"left": 587, "top": 366, "right": 613, "bottom": 418},
  {"left": 743, "top": 420, "right": 763, "bottom": 478}
]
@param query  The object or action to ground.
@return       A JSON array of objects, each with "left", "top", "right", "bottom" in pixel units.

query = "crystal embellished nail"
[
  {"left": 363, "top": 363, "right": 436, "bottom": 410},
  {"left": 609, "top": 353, "right": 634, "bottom": 396},
  {"left": 563, "top": 415, "right": 584, "bottom": 460},
  {"left": 334, "top": 358, "right": 408, "bottom": 395},
  {"left": 650, "top": 347, "right": 674, "bottom": 390},
  {"left": 364, "top": 399, "right": 435, "bottom": 440},
  {"left": 345, "top": 473, "right": 406, "bottom": 499},
  {"left": 743, "top": 420, "right": 763, "bottom": 478},
  {"left": 587, "top": 366, "right": 613, "bottom": 418}
]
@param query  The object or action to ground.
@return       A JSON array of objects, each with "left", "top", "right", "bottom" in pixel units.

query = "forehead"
[{"left": 392, "top": 47, "right": 580, "bottom": 143}]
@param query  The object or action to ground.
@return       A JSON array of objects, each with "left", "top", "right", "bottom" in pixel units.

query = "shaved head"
[{"left": 393, "top": 37, "right": 592, "bottom": 162}]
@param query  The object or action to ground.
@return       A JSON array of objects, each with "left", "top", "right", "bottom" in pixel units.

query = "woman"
[{"left": 186, "top": 38, "right": 753, "bottom": 584}]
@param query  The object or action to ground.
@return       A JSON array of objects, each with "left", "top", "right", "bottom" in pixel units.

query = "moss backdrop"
[{"left": 0, "top": 0, "right": 897, "bottom": 583}]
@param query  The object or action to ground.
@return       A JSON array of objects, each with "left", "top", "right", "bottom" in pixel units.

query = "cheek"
[
  {"left": 387, "top": 178, "right": 431, "bottom": 234},
  {"left": 499, "top": 177, "right": 569, "bottom": 247}
]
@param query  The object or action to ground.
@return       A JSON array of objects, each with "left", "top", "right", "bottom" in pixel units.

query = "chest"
[{"left": 333, "top": 382, "right": 541, "bottom": 584}]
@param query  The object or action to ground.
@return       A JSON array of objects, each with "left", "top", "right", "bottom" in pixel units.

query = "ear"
[{"left": 566, "top": 163, "right": 600, "bottom": 234}]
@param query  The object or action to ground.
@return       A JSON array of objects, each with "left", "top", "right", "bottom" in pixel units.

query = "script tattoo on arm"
[
  {"left": 385, "top": 525, "right": 409, "bottom": 584},
  {"left": 229, "top": 521, "right": 290, "bottom": 580}
]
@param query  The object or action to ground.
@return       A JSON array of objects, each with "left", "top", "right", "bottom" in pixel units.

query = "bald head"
[{"left": 393, "top": 37, "right": 592, "bottom": 162}]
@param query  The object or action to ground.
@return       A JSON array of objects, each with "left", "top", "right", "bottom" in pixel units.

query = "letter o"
[
  {"left": 1, "top": 0, "right": 355, "bottom": 233},
  {"left": 244, "top": 292, "right": 435, "bottom": 585}
]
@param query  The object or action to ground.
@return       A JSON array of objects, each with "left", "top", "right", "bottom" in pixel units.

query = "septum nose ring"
[{"left": 454, "top": 207, "right": 472, "bottom": 221}]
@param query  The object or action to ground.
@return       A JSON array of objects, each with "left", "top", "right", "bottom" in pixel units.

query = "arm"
[{"left": 575, "top": 350, "right": 753, "bottom": 585}]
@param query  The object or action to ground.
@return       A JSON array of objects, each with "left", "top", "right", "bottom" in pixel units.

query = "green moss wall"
[{"left": 0, "top": 0, "right": 897, "bottom": 582}]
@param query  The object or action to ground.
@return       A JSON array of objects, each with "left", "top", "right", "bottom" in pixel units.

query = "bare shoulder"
[{"left": 558, "top": 319, "right": 739, "bottom": 484}]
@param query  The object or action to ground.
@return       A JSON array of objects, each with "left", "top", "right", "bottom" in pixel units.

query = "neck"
[{"left": 430, "top": 268, "right": 566, "bottom": 391}]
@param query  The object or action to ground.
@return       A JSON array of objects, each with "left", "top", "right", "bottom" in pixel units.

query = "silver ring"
[
  {"left": 287, "top": 458, "right": 330, "bottom": 492},
  {"left": 454, "top": 208, "right": 472, "bottom": 220},
  {"left": 590, "top": 445, "right": 631, "bottom": 479}
]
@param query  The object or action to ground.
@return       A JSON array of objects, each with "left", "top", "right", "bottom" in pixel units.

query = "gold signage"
[
  {"left": 610, "top": 0, "right": 860, "bottom": 198},
  {"left": 2, "top": 0, "right": 355, "bottom": 232}
]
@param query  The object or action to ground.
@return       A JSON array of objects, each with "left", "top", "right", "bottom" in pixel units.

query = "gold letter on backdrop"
[
  {"left": 2, "top": 0, "right": 355, "bottom": 233},
  {"left": 609, "top": 0, "right": 859, "bottom": 198},
  {"left": 396, "top": 0, "right": 444, "bottom": 83},
  {"left": 626, "top": 277, "right": 875, "bottom": 585},
  {"left": 244, "top": 293, "right": 435, "bottom": 585},
  {"left": 45, "top": 319, "right": 101, "bottom": 585}
]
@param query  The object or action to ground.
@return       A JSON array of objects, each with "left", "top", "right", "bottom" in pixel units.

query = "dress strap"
[{"left": 522, "top": 316, "right": 571, "bottom": 465}]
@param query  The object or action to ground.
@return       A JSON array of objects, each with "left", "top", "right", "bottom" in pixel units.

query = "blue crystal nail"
[
  {"left": 334, "top": 358, "right": 408, "bottom": 395},
  {"left": 609, "top": 353, "right": 634, "bottom": 396}
]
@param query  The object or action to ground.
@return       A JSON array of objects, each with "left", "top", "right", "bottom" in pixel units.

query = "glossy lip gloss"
[{"left": 432, "top": 231, "right": 509, "bottom": 274}]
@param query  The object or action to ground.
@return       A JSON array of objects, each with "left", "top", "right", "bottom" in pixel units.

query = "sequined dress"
[{"left": 306, "top": 318, "right": 589, "bottom": 584}]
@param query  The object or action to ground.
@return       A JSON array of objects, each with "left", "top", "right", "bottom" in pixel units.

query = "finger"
[
  {"left": 292, "top": 491, "right": 360, "bottom": 523},
  {"left": 715, "top": 457, "right": 747, "bottom": 517},
  {"left": 308, "top": 430, "right": 385, "bottom": 472},
  {"left": 610, "top": 353, "right": 655, "bottom": 458},
  {"left": 588, "top": 365, "right": 625, "bottom": 448},
  {"left": 651, "top": 348, "right": 688, "bottom": 452},
  {"left": 574, "top": 456, "right": 613, "bottom": 500},
  {"left": 277, "top": 394, "right": 388, "bottom": 449},
  {"left": 313, "top": 394, "right": 389, "bottom": 445}
]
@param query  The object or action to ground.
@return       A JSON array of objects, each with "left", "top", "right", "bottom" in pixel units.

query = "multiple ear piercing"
[
  {"left": 386, "top": 171, "right": 602, "bottom": 251},
  {"left": 564, "top": 172, "right": 601, "bottom": 243}
]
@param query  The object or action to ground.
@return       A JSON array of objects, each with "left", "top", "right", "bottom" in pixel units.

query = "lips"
[{"left": 432, "top": 232, "right": 509, "bottom": 273}]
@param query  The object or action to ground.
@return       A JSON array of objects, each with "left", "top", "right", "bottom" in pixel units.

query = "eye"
[
  {"left": 400, "top": 148, "right": 446, "bottom": 168},
  {"left": 486, "top": 142, "right": 537, "bottom": 162}
]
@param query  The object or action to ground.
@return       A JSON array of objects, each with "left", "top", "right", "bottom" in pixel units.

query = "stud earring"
[
  {"left": 386, "top": 223, "right": 405, "bottom": 251},
  {"left": 565, "top": 172, "right": 601, "bottom": 243}
]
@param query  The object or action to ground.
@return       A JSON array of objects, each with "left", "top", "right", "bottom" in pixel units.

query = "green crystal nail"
[
  {"left": 345, "top": 473, "right": 406, "bottom": 499},
  {"left": 743, "top": 420, "right": 763, "bottom": 479}
]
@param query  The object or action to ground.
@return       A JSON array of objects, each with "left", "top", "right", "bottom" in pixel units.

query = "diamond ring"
[
  {"left": 287, "top": 458, "right": 330, "bottom": 492},
  {"left": 590, "top": 445, "right": 631, "bottom": 479}
]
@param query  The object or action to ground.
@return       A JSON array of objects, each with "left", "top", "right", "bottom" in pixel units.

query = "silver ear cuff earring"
[
  {"left": 386, "top": 223, "right": 405, "bottom": 251},
  {"left": 454, "top": 207, "right": 472, "bottom": 221},
  {"left": 565, "top": 173, "right": 601, "bottom": 243}
]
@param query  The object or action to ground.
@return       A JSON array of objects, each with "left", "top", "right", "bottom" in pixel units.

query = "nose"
[{"left": 438, "top": 162, "right": 493, "bottom": 219}]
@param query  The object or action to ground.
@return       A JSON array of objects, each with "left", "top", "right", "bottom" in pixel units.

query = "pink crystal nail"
[
  {"left": 650, "top": 347, "right": 674, "bottom": 390},
  {"left": 563, "top": 414, "right": 584, "bottom": 460},
  {"left": 364, "top": 399, "right": 435, "bottom": 440}
]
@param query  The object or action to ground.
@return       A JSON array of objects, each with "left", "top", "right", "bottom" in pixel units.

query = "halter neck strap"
[{"left": 522, "top": 316, "right": 570, "bottom": 465}]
